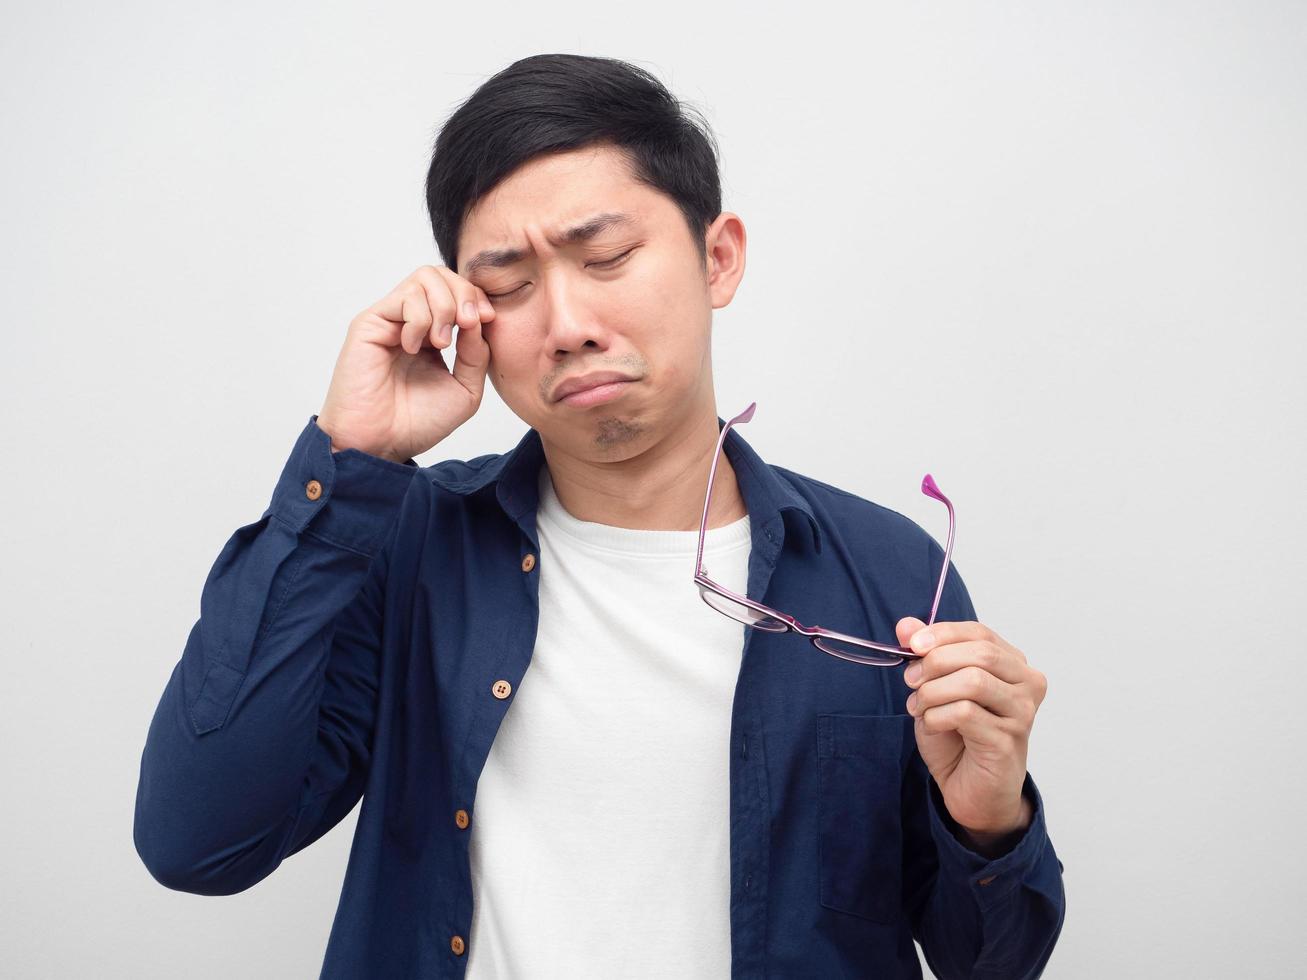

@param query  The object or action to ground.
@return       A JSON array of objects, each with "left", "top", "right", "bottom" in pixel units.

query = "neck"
[{"left": 540, "top": 407, "right": 746, "bottom": 532}]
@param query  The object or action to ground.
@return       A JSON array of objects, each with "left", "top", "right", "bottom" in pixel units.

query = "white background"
[{"left": 2, "top": 1, "right": 1303, "bottom": 976}]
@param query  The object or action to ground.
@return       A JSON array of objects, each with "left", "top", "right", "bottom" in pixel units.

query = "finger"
[
  {"left": 459, "top": 275, "right": 496, "bottom": 321},
  {"left": 907, "top": 619, "right": 1025, "bottom": 663},
  {"left": 399, "top": 283, "right": 434, "bottom": 355},
  {"left": 904, "top": 639, "right": 1029, "bottom": 687},
  {"left": 916, "top": 698, "right": 1011, "bottom": 744},
  {"left": 410, "top": 266, "right": 462, "bottom": 350},
  {"left": 369, "top": 280, "right": 435, "bottom": 353},
  {"left": 472, "top": 284, "right": 496, "bottom": 322},
  {"left": 896, "top": 616, "right": 927, "bottom": 649},
  {"left": 909, "top": 664, "right": 1026, "bottom": 721},
  {"left": 450, "top": 315, "right": 490, "bottom": 396},
  {"left": 432, "top": 265, "right": 495, "bottom": 334}
]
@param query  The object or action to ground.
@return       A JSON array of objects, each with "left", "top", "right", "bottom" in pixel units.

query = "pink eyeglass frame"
[{"left": 694, "top": 401, "right": 955, "bottom": 667}]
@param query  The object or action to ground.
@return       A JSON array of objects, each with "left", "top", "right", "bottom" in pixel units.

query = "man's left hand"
[{"left": 895, "top": 616, "right": 1046, "bottom": 842}]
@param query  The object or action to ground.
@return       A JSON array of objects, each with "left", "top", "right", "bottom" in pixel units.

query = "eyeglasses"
[{"left": 694, "top": 401, "right": 955, "bottom": 667}]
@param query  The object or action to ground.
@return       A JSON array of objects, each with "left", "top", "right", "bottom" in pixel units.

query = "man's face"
[{"left": 457, "top": 142, "right": 744, "bottom": 460}]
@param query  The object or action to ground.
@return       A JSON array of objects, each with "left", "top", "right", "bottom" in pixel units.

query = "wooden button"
[
  {"left": 305, "top": 479, "right": 322, "bottom": 501},
  {"left": 455, "top": 809, "right": 469, "bottom": 829},
  {"left": 977, "top": 875, "right": 997, "bottom": 886},
  {"left": 450, "top": 935, "right": 465, "bottom": 955},
  {"left": 492, "top": 679, "right": 512, "bottom": 700},
  {"left": 521, "top": 553, "right": 536, "bottom": 572}
]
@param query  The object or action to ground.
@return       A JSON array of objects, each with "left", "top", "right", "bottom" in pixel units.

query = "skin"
[
  {"left": 457, "top": 141, "right": 749, "bottom": 533},
  {"left": 896, "top": 615, "right": 1047, "bottom": 856},
  {"left": 457, "top": 141, "right": 1046, "bottom": 856}
]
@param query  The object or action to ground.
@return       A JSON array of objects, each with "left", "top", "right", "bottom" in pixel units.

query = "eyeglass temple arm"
[
  {"left": 697, "top": 402, "right": 756, "bottom": 575},
  {"left": 920, "top": 474, "right": 955, "bottom": 627},
  {"left": 705, "top": 408, "right": 956, "bottom": 631}
]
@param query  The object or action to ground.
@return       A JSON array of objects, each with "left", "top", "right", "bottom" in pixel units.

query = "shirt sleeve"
[
  {"left": 133, "top": 415, "right": 420, "bottom": 896},
  {"left": 904, "top": 537, "right": 1067, "bottom": 979}
]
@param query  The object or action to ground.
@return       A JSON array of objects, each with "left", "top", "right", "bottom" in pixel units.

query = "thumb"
[
  {"left": 896, "top": 616, "right": 927, "bottom": 649},
  {"left": 451, "top": 318, "right": 491, "bottom": 394}
]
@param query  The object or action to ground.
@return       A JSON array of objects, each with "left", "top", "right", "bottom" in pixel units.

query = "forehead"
[{"left": 458, "top": 144, "right": 663, "bottom": 260}]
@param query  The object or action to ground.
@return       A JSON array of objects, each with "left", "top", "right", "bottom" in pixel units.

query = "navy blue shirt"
[{"left": 134, "top": 413, "right": 1066, "bottom": 978}]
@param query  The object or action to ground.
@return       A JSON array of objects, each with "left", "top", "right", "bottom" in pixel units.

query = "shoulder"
[
  {"left": 770, "top": 463, "right": 941, "bottom": 561},
  {"left": 772, "top": 462, "right": 975, "bottom": 619}
]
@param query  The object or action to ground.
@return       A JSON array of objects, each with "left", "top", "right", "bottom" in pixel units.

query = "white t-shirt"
[{"left": 466, "top": 464, "right": 753, "bottom": 978}]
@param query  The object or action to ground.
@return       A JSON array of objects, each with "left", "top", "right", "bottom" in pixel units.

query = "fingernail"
[
  {"left": 440, "top": 322, "right": 452, "bottom": 344},
  {"left": 911, "top": 629, "right": 935, "bottom": 653},
  {"left": 904, "top": 663, "right": 922, "bottom": 685},
  {"left": 462, "top": 300, "right": 477, "bottom": 321}
]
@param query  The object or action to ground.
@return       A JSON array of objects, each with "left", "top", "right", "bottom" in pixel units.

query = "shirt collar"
[{"left": 425, "top": 417, "right": 823, "bottom": 555}]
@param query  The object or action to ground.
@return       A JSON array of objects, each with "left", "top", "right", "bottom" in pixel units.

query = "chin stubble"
[{"left": 593, "top": 415, "right": 645, "bottom": 450}]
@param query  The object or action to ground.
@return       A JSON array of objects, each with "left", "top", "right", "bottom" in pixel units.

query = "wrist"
[
  {"left": 955, "top": 793, "right": 1034, "bottom": 858},
  {"left": 315, "top": 416, "right": 405, "bottom": 463}
]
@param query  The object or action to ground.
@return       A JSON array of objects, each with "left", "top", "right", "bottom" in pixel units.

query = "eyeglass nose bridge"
[
  {"left": 765, "top": 612, "right": 907, "bottom": 655},
  {"left": 791, "top": 619, "right": 915, "bottom": 657}
]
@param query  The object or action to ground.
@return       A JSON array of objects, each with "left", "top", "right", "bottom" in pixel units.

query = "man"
[{"left": 134, "top": 53, "right": 1065, "bottom": 978}]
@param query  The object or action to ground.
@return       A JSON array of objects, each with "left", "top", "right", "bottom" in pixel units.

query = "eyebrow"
[{"left": 461, "top": 211, "right": 637, "bottom": 278}]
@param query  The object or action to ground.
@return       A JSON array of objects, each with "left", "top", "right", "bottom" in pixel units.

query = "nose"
[{"left": 541, "top": 269, "right": 607, "bottom": 360}]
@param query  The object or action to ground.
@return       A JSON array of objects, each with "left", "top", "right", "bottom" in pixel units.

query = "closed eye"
[
  {"left": 483, "top": 248, "right": 637, "bottom": 299},
  {"left": 589, "top": 247, "right": 636, "bottom": 270}
]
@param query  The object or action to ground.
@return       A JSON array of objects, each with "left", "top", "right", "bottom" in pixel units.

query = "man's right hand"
[{"left": 316, "top": 265, "right": 496, "bottom": 463}]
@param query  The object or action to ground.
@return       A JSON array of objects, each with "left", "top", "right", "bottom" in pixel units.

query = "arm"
[
  {"left": 132, "top": 415, "right": 419, "bottom": 895},
  {"left": 953, "top": 792, "right": 1035, "bottom": 859},
  {"left": 903, "top": 541, "right": 1067, "bottom": 979},
  {"left": 912, "top": 770, "right": 1066, "bottom": 979}
]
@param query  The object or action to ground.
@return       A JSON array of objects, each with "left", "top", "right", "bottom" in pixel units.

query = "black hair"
[{"left": 424, "top": 53, "right": 722, "bottom": 274}]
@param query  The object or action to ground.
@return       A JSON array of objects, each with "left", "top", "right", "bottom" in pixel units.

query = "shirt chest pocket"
[{"left": 816, "top": 712, "right": 912, "bottom": 924}]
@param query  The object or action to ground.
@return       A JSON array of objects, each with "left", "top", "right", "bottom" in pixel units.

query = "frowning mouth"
[
  {"left": 555, "top": 379, "right": 636, "bottom": 408},
  {"left": 551, "top": 370, "right": 641, "bottom": 403}
]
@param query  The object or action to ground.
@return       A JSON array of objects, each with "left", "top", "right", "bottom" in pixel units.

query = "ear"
[{"left": 704, "top": 211, "right": 746, "bottom": 309}]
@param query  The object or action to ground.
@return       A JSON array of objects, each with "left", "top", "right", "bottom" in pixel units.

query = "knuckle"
[
  {"left": 414, "top": 267, "right": 452, "bottom": 300},
  {"left": 964, "top": 665, "right": 989, "bottom": 695},
  {"left": 1022, "top": 698, "right": 1039, "bottom": 726},
  {"left": 432, "top": 264, "right": 466, "bottom": 289}
]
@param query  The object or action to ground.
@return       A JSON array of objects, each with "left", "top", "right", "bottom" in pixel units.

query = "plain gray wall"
[{"left": 2, "top": 2, "right": 1303, "bottom": 977}]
